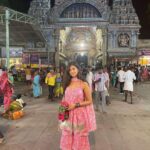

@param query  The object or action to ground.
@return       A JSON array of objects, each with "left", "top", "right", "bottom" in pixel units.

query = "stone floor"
[{"left": 0, "top": 82, "right": 150, "bottom": 150}]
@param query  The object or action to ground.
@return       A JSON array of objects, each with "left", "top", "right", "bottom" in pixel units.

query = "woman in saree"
[
  {"left": 141, "top": 67, "right": 149, "bottom": 81},
  {"left": 33, "top": 70, "right": 41, "bottom": 98},
  {"left": 59, "top": 62, "right": 96, "bottom": 150},
  {"left": 54, "top": 73, "right": 63, "bottom": 98},
  {"left": 0, "top": 71, "right": 13, "bottom": 112}
]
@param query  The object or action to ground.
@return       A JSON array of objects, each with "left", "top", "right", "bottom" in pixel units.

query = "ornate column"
[
  {"left": 53, "top": 28, "right": 60, "bottom": 68},
  {"left": 102, "top": 28, "right": 107, "bottom": 66},
  {"left": 108, "top": 31, "right": 113, "bottom": 49},
  {"left": 112, "top": 31, "right": 116, "bottom": 48}
]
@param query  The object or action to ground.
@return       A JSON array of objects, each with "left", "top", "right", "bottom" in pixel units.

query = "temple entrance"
[
  {"left": 76, "top": 53, "right": 88, "bottom": 67},
  {"left": 59, "top": 26, "right": 104, "bottom": 67}
]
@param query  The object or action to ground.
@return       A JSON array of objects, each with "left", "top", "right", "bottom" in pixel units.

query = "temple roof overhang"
[
  {"left": 108, "top": 50, "right": 136, "bottom": 57},
  {"left": 0, "top": 6, "right": 46, "bottom": 46}
]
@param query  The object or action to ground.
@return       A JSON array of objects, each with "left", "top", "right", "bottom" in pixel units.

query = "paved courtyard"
[{"left": 0, "top": 82, "right": 150, "bottom": 150}]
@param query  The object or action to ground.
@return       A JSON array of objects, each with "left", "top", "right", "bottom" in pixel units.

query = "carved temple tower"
[
  {"left": 28, "top": 0, "right": 51, "bottom": 25},
  {"left": 28, "top": 0, "right": 140, "bottom": 67},
  {"left": 108, "top": 0, "right": 140, "bottom": 65}
]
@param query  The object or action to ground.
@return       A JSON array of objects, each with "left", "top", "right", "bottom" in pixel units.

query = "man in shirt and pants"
[
  {"left": 45, "top": 69, "right": 56, "bottom": 101},
  {"left": 123, "top": 66, "right": 136, "bottom": 104},
  {"left": 94, "top": 68, "right": 107, "bottom": 113},
  {"left": 117, "top": 67, "right": 125, "bottom": 94}
]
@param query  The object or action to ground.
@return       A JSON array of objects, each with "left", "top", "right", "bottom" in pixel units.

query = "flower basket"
[{"left": 58, "top": 101, "right": 69, "bottom": 122}]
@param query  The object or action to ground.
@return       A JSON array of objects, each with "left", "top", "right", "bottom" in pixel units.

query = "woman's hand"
[{"left": 67, "top": 104, "right": 76, "bottom": 111}]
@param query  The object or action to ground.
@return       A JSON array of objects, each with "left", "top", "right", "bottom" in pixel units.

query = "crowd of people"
[
  {"left": 110, "top": 65, "right": 150, "bottom": 104},
  {"left": 111, "top": 65, "right": 150, "bottom": 87},
  {"left": 0, "top": 63, "right": 146, "bottom": 148}
]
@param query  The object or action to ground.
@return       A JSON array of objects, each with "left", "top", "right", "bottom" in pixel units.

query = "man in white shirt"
[
  {"left": 123, "top": 66, "right": 136, "bottom": 104},
  {"left": 117, "top": 67, "right": 125, "bottom": 94},
  {"left": 93, "top": 68, "right": 107, "bottom": 113}
]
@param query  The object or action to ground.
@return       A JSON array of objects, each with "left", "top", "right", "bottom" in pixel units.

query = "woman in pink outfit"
[
  {"left": 0, "top": 71, "right": 13, "bottom": 111},
  {"left": 60, "top": 62, "right": 96, "bottom": 150}
]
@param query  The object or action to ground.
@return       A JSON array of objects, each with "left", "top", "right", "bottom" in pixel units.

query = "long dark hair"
[{"left": 63, "top": 62, "right": 85, "bottom": 91}]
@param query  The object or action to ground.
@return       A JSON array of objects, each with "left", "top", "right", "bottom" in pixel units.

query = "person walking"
[
  {"left": 117, "top": 67, "right": 125, "bottom": 94},
  {"left": 94, "top": 68, "right": 107, "bottom": 113},
  {"left": 45, "top": 69, "right": 56, "bottom": 101},
  {"left": 123, "top": 66, "right": 136, "bottom": 104},
  {"left": 25, "top": 66, "right": 31, "bottom": 85},
  {"left": 54, "top": 72, "right": 63, "bottom": 98},
  {"left": 59, "top": 62, "right": 96, "bottom": 150},
  {"left": 33, "top": 70, "right": 41, "bottom": 98}
]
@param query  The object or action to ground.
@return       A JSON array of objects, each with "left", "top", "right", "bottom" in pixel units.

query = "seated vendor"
[
  {"left": 2, "top": 94, "right": 24, "bottom": 119},
  {"left": 16, "top": 94, "right": 26, "bottom": 108}
]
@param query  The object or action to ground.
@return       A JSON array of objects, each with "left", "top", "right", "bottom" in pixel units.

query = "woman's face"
[{"left": 69, "top": 65, "right": 79, "bottom": 78}]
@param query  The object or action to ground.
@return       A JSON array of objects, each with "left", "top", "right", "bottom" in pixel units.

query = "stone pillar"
[
  {"left": 54, "top": 28, "right": 60, "bottom": 68},
  {"left": 108, "top": 31, "right": 113, "bottom": 49},
  {"left": 102, "top": 28, "right": 107, "bottom": 66},
  {"left": 112, "top": 31, "right": 116, "bottom": 48}
]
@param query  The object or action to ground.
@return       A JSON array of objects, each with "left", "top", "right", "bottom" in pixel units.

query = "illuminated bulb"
[{"left": 80, "top": 42, "right": 85, "bottom": 48}]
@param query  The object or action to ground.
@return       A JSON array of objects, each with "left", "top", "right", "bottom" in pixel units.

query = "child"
[{"left": 16, "top": 94, "right": 26, "bottom": 108}]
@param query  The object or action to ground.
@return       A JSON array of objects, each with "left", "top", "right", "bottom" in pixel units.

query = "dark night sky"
[{"left": 2, "top": 0, "right": 150, "bottom": 39}]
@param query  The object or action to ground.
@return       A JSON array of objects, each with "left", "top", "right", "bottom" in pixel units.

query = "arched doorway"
[
  {"left": 76, "top": 53, "right": 88, "bottom": 67},
  {"left": 48, "top": 1, "right": 109, "bottom": 66},
  {"left": 59, "top": 26, "right": 103, "bottom": 66}
]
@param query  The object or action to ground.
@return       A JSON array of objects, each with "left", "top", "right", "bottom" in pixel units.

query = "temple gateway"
[{"left": 28, "top": 0, "right": 140, "bottom": 67}]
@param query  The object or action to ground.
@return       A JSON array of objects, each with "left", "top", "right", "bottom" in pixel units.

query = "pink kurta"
[{"left": 60, "top": 82, "right": 96, "bottom": 150}]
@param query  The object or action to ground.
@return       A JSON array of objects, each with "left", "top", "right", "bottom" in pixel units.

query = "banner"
[
  {"left": 22, "top": 54, "right": 30, "bottom": 64},
  {"left": 30, "top": 54, "right": 39, "bottom": 64},
  {"left": 2, "top": 47, "right": 23, "bottom": 58}
]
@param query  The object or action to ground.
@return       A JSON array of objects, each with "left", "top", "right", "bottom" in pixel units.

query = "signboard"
[
  {"left": 22, "top": 52, "right": 55, "bottom": 67},
  {"left": 22, "top": 54, "right": 30, "bottom": 64},
  {"left": 30, "top": 54, "right": 39, "bottom": 64},
  {"left": 2, "top": 47, "right": 23, "bottom": 58}
]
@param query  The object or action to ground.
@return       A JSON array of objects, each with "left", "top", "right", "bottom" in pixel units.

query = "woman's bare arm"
[
  {"left": 79, "top": 82, "right": 92, "bottom": 106},
  {"left": 67, "top": 82, "right": 93, "bottom": 110}
]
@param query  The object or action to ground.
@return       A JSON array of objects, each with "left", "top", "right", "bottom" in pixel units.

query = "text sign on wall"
[
  {"left": 30, "top": 54, "right": 39, "bottom": 64},
  {"left": 22, "top": 54, "right": 30, "bottom": 64}
]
